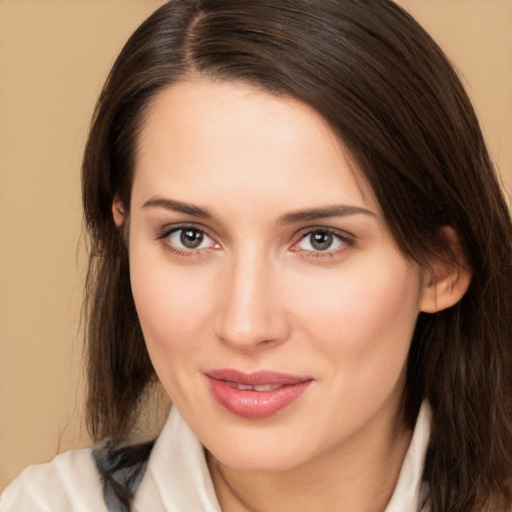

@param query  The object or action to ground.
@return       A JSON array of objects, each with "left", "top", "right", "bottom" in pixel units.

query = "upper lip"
[{"left": 206, "top": 369, "right": 312, "bottom": 386}]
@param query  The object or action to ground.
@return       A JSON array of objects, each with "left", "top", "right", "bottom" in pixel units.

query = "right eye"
[{"left": 166, "top": 227, "right": 217, "bottom": 251}]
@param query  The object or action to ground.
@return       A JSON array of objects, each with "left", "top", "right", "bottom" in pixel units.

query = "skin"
[{"left": 118, "top": 80, "right": 470, "bottom": 511}]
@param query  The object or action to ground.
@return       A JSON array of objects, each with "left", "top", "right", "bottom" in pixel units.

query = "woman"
[{"left": 2, "top": 0, "right": 512, "bottom": 511}]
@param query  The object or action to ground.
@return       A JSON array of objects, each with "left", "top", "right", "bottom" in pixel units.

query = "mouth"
[
  {"left": 224, "top": 382, "right": 284, "bottom": 391},
  {"left": 205, "top": 369, "right": 313, "bottom": 419}
]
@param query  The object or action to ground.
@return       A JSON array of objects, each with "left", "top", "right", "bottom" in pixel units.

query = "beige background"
[{"left": 1, "top": 0, "right": 511, "bottom": 492}]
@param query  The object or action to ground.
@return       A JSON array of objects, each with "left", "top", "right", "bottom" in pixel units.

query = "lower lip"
[{"left": 206, "top": 377, "right": 312, "bottom": 419}]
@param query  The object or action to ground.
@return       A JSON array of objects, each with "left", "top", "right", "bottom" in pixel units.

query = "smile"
[
  {"left": 205, "top": 369, "right": 313, "bottom": 419},
  {"left": 225, "top": 382, "right": 283, "bottom": 391}
]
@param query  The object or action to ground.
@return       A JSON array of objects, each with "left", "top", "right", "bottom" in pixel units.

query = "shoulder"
[{"left": 0, "top": 447, "right": 107, "bottom": 512}]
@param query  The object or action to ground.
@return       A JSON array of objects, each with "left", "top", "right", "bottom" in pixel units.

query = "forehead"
[{"left": 133, "top": 79, "right": 377, "bottom": 212}]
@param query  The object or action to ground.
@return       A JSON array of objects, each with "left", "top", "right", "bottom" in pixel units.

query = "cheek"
[
  {"left": 290, "top": 251, "right": 421, "bottom": 380},
  {"left": 291, "top": 257, "right": 421, "bottom": 436},
  {"left": 128, "top": 240, "right": 216, "bottom": 361},
  {"left": 129, "top": 251, "right": 220, "bottom": 407}
]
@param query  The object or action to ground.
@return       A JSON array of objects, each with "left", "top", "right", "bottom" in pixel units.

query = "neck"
[{"left": 207, "top": 410, "right": 413, "bottom": 512}]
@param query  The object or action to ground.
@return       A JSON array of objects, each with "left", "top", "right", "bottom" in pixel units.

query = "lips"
[{"left": 206, "top": 369, "right": 313, "bottom": 419}]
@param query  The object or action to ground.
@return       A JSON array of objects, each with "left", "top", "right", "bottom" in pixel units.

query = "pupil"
[
  {"left": 180, "top": 229, "right": 203, "bottom": 249},
  {"left": 311, "top": 232, "right": 332, "bottom": 251}
]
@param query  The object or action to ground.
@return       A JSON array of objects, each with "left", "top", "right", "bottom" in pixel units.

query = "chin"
[
  {"left": 210, "top": 445, "right": 307, "bottom": 474},
  {"left": 201, "top": 420, "right": 319, "bottom": 474}
]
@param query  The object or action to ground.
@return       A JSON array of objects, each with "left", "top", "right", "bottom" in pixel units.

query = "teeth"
[
  {"left": 225, "top": 381, "right": 283, "bottom": 391},
  {"left": 252, "top": 384, "right": 282, "bottom": 391}
]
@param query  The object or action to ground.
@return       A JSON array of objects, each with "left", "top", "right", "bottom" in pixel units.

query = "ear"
[
  {"left": 419, "top": 227, "right": 472, "bottom": 313},
  {"left": 112, "top": 198, "right": 125, "bottom": 227}
]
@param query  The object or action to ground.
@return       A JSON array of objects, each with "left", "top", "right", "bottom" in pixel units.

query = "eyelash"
[
  {"left": 156, "top": 224, "right": 355, "bottom": 260},
  {"left": 291, "top": 227, "right": 355, "bottom": 259},
  {"left": 156, "top": 224, "right": 219, "bottom": 258}
]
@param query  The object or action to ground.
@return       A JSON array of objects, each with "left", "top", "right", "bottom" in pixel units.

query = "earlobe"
[
  {"left": 112, "top": 199, "right": 125, "bottom": 227},
  {"left": 419, "top": 227, "right": 472, "bottom": 314}
]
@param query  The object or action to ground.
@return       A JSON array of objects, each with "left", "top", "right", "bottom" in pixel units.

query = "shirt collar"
[
  {"left": 385, "top": 401, "right": 431, "bottom": 512},
  {"left": 135, "top": 402, "right": 431, "bottom": 512}
]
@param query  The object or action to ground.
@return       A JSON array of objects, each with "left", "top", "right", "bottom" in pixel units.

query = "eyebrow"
[
  {"left": 142, "top": 196, "right": 375, "bottom": 224},
  {"left": 277, "top": 205, "right": 375, "bottom": 224},
  {"left": 142, "top": 197, "right": 215, "bottom": 220}
]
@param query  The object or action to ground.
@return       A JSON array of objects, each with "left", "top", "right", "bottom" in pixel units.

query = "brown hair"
[{"left": 82, "top": 1, "right": 512, "bottom": 510}]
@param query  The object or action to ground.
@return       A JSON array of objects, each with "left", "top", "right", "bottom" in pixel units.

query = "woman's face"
[{"left": 128, "top": 80, "right": 429, "bottom": 472}]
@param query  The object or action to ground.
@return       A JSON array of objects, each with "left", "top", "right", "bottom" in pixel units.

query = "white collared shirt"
[{"left": 1, "top": 403, "right": 431, "bottom": 511}]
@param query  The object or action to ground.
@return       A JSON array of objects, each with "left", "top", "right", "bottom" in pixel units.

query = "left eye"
[
  {"left": 168, "top": 228, "right": 216, "bottom": 250},
  {"left": 297, "top": 230, "right": 345, "bottom": 252}
]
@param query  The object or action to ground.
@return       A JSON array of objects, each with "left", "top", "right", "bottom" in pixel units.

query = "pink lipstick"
[{"left": 206, "top": 369, "right": 312, "bottom": 419}]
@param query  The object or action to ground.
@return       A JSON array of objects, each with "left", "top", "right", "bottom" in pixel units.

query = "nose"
[{"left": 214, "top": 250, "right": 290, "bottom": 351}]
